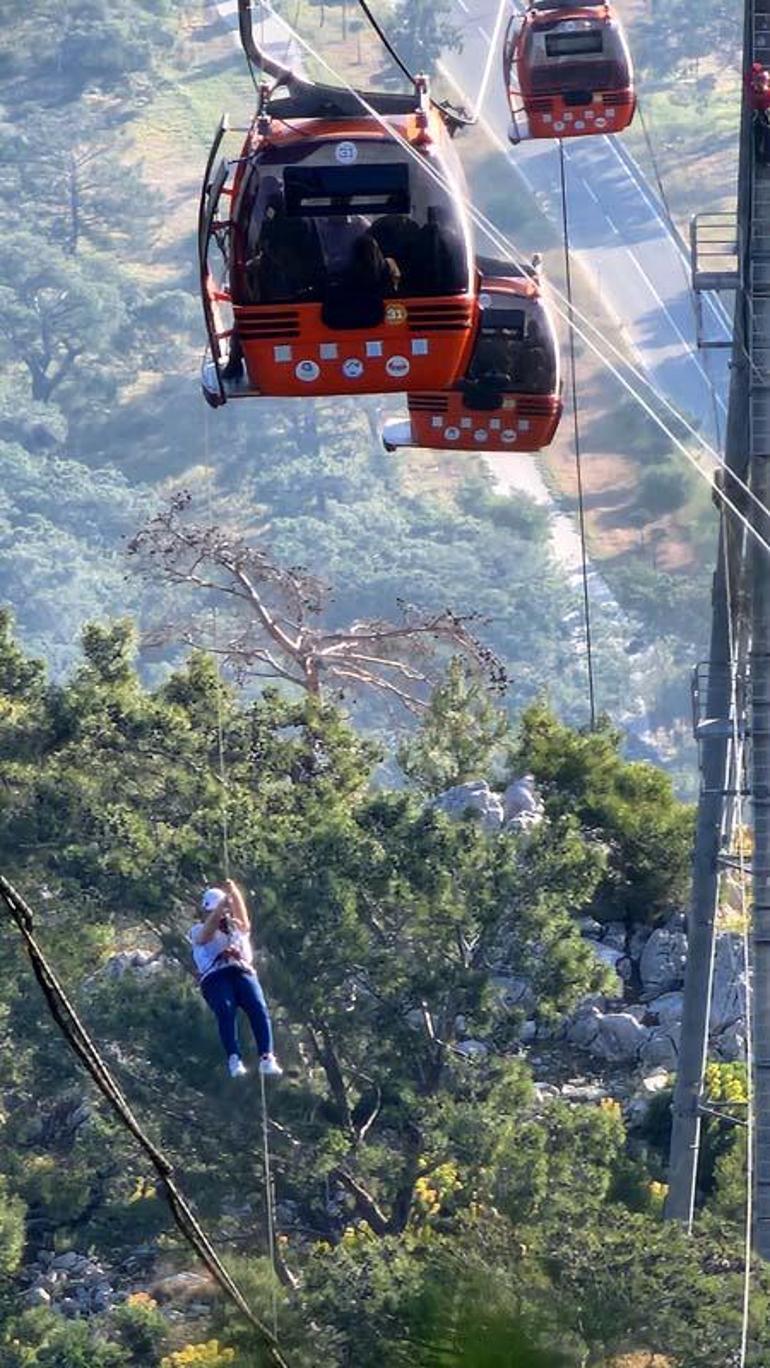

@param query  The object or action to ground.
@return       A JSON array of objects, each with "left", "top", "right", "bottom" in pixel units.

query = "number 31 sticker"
[
  {"left": 385, "top": 303, "right": 408, "bottom": 325},
  {"left": 336, "top": 141, "right": 358, "bottom": 164}
]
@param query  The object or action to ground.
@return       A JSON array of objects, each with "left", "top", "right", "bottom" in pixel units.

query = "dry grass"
[{"left": 604, "top": 1355, "right": 678, "bottom": 1368}]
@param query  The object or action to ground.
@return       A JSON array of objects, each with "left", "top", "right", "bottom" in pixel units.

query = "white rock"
[
  {"left": 503, "top": 775, "right": 544, "bottom": 831},
  {"left": 710, "top": 934, "right": 747, "bottom": 1033},
  {"left": 714, "top": 1022, "right": 747, "bottom": 1062},
  {"left": 577, "top": 917, "right": 603, "bottom": 939},
  {"left": 589, "top": 943, "right": 623, "bottom": 996},
  {"left": 560, "top": 1082, "right": 609, "bottom": 1102},
  {"left": 454, "top": 1039, "right": 489, "bottom": 1060},
  {"left": 592, "top": 943, "right": 624, "bottom": 971},
  {"left": 629, "top": 926, "right": 651, "bottom": 962},
  {"left": 602, "top": 922, "right": 627, "bottom": 952},
  {"left": 432, "top": 781, "right": 504, "bottom": 834},
  {"left": 23, "top": 1287, "right": 51, "bottom": 1307},
  {"left": 640, "top": 1024, "right": 681, "bottom": 1070},
  {"left": 151, "top": 1271, "right": 215, "bottom": 1303},
  {"left": 490, "top": 974, "right": 536, "bottom": 1013},
  {"left": 639, "top": 927, "right": 687, "bottom": 1000},
  {"left": 503, "top": 774, "right": 539, "bottom": 820},
  {"left": 589, "top": 1012, "right": 648, "bottom": 1064},
  {"left": 566, "top": 1006, "right": 602, "bottom": 1050},
  {"left": 102, "top": 950, "right": 169, "bottom": 980},
  {"left": 517, "top": 1019, "right": 537, "bottom": 1044},
  {"left": 533, "top": 1082, "right": 560, "bottom": 1101},
  {"left": 640, "top": 1068, "right": 670, "bottom": 1094},
  {"left": 647, "top": 991, "right": 684, "bottom": 1025},
  {"left": 624, "top": 1003, "right": 647, "bottom": 1022}
]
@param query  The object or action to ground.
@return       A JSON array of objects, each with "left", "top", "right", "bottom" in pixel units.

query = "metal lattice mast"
[
  {"left": 665, "top": 0, "right": 753, "bottom": 1226},
  {"left": 750, "top": 0, "right": 770, "bottom": 1257}
]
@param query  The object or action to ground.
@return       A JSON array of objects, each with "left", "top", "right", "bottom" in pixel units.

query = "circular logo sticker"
[
  {"left": 386, "top": 355, "right": 410, "bottom": 379},
  {"left": 335, "top": 140, "right": 358, "bottom": 164},
  {"left": 295, "top": 360, "right": 320, "bottom": 383},
  {"left": 474, "top": 429, "right": 488, "bottom": 443},
  {"left": 343, "top": 358, "right": 364, "bottom": 379},
  {"left": 385, "top": 302, "right": 408, "bottom": 325},
  {"left": 595, "top": 117, "right": 607, "bottom": 128},
  {"left": 554, "top": 121, "right": 565, "bottom": 132},
  {"left": 501, "top": 429, "right": 517, "bottom": 443},
  {"left": 444, "top": 426, "right": 460, "bottom": 442},
  {"left": 479, "top": 292, "right": 491, "bottom": 310}
]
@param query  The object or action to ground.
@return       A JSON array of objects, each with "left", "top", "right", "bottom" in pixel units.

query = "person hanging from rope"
[{"left": 190, "top": 879, "right": 282, "bottom": 1079}]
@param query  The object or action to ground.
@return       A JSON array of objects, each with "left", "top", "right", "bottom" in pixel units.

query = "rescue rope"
[
  {"left": 203, "top": 405, "right": 279, "bottom": 1329},
  {"left": 212, "top": 609, "right": 231, "bottom": 882},
  {"left": 255, "top": 3, "right": 770, "bottom": 569},
  {"left": 0, "top": 873, "right": 290, "bottom": 1368},
  {"left": 261, "top": 1068, "right": 279, "bottom": 1337},
  {"left": 558, "top": 138, "right": 596, "bottom": 729}
]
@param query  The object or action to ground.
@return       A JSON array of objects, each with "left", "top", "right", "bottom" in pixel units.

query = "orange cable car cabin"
[
  {"left": 504, "top": 0, "right": 635, "bottom": 142},
  {"left": 199, "top": 30, "right": 476, "bottom": 406},
  {"left": 382, "top": 258, "right": 562, "bottom": 454}
]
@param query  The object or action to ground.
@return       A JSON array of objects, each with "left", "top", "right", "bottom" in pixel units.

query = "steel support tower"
[
  {"left": 665, "top": 0, "right": 770, "bottom": 1256},
  {"left": 750, "top": 0, "right": 770, "bottom": 1256}
]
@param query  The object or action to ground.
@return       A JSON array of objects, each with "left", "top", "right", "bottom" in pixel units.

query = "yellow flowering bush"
[
  {"left": 704, "top": 1062, "right": 747, "bottom": 1107},
  {"left": 412, "top": 1162, "right": 463, "bottom": 1223},
  {"left": 125, "top": 1290, "right": 157, "bottom": 1308},
  {"left": 647, "top": 1180, "right": 668, "bottom": 1216},
  {"left": 161, "top": 1340, "right": 235, "bottom": 1368}
]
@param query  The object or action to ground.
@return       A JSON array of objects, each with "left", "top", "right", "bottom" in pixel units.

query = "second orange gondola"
[
  {"left": 504, "top": 0, "right": 635, "bottom": 142},
  {"left": 382, "top": 257, "right": 562, "bottom": 454}
]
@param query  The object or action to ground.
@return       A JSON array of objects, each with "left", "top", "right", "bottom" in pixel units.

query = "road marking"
[
  {"left": 584, "top": 181, "right": 599, "bottom": 205},
  {"left": 478, "top": 25, "right": 491, "bottom": 40},
  {"left": 457, "top": 0, "right": 469, "bottom": 11}
]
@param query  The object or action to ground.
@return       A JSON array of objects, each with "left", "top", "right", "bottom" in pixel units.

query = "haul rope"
[{"left": 558, "top": 138, "right": 596, "bottom": 728}]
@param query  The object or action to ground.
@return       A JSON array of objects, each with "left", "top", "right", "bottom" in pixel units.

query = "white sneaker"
[
  {"left": 259, "top": 1053, "right": 283, "bottom": 1077},
  {"left": 228, "top": 1054, "right": 247, "bottom": 1078}
]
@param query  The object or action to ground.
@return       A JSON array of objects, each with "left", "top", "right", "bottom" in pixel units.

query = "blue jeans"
[{"left": 201, "top": 966, "right": 273, "bottom": 1059}]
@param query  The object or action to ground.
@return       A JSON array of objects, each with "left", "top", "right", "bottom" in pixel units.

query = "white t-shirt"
[{"left": 189, "top": 921, "right": 255, "bottom": 982}]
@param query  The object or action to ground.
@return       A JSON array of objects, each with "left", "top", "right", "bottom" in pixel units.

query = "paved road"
[{"left": 440, "top": 1, "right": 731, "bottom": 451}]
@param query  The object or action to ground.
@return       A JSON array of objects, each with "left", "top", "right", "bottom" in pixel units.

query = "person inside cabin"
[
  {"left": 322, "top": 229, "right": 397, "bottom": 328},
  {"left": 316, "top": 213, "right": 369, "bottom": 278},
  {"left": 190, "top": 879, "right": 282, "bottom": 1079},
  {"left": 246, "top": 183, "right": 323, "bottom": 304}
]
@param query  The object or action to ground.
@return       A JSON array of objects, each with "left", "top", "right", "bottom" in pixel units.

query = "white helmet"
[{"left": 201, "top": 887, "right": 227, "bottom": 913}]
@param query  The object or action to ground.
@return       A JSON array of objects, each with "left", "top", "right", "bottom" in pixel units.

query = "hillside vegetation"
[{"left": 0, "top": 615, "right": 765, "bottom": 1365}]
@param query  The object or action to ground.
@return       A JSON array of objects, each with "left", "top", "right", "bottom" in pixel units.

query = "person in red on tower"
[
  {"left": 748, "top": 62, "right": 770, "bottom": 163},
  {"left": 749, "top": 61, "right": 770, "bottom": 112}
]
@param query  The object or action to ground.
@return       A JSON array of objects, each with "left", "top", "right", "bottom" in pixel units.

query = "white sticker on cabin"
[
  {"left": 336, "top": 141, "right": 358, "bottom": 164},
  {"left": 343, "top": 358, "right": 364, "bottom": 379},
  {"left": 444, "top": 426, "right": 460, "bottom": 441},
  {"left": 386, "top": 355, "right": 410, "bottom": 378},
  {"left": 295, "top": 360, "right": 320, "bottom": 382}
]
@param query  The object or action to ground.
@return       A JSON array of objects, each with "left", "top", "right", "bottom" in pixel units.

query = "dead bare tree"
[{"left": 127, "top": 492, "right": 506, "bottom": 712}]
